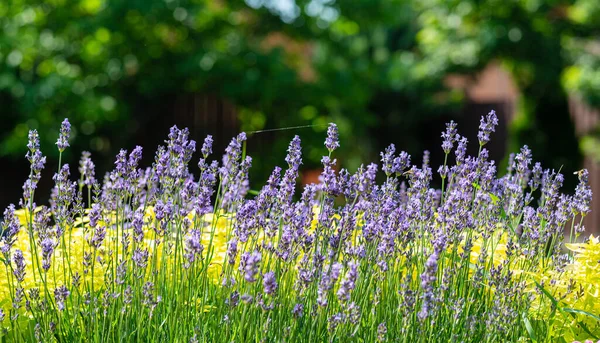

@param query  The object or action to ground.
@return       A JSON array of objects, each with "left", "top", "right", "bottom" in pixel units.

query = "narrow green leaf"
[
  {"left": 522, "top": 313, "right": 537, "bottom": 343},
  {"left": 533, "top": 280, "right": 558, "bottom": 307},
  {"left": 562, "top": 308, "right": 600, "bottom": 323}
]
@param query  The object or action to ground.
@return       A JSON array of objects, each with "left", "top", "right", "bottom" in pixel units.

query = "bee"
[
  {"left": 401, "top": 169, "right": 415, "bottom": 177},
  {"left": 573, "top": 169, "right": 586, "bottom": 178}
]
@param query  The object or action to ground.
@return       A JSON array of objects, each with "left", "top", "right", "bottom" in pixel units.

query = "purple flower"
[
  {"left": 393, "top": 151, "right": 411, "bottom": 176},
  {"left": 292, "top": 303, "right": 304, "bottom": 318},
  {"left": 240, "top": 251, "right": 261, "bottom": 283},
  {"left": 337, "top": 261, "right": 358, "bottom": 302},
  {"left": 227, "top": 239, "right": 238, "bottom": 265},
  {"left": 320, "top": 156, "right": 340, "bottom": 196},
  {"left": 41, "top": 238, "right": 55, "bottom": 271},
  {"left": 132, "top": 208, "right": 144, "bottom": 243},
  {"left": 285, "top": 135, "right": 302, "bottom": 170},
  {"left": 477, "top": 110, "right": 498, "bottom": 146},
  {"left": 23, "top": 130, "right": 46, "bottom": 204},
  {"left": 418, "top": 236, "right": 446, "bottom": 321},
  {"left": 201, "top": 135, "right": 213, "bottom": 159},
  {"left": 1, "top": 204, "right": 21, "bottom": 254},
  {"left": 12, "top": 249, "right": 25, "bottom": 282},
  {"left": 132, "top": 248, "right": 149, "bottom": 269},
  {"left": 128, "top": 146, "right": 143, "bottom": 174},
  {"left": 573, "top": 169, "right": 592, "bottom": 215},
  {"left": 226, "top": 291, "right": 240, "bottom": 307},
  {"left": 422, "top": 150, "right": 430, "bottom": 168},
  {"left": 529, "top": 162, "right": 542, "bottom": 190},
  {"left": 381, "top": 144, "right": 396, "bottom": 176},
  {"left": 56, "top": 118, "right": 71, "bottom": 152},
  {"left": 185, "top": 229, "right": 204, "bottom": 263},
  {"left": 262, "top": 271, "right": 278, "bottom": 295},
  {"left": 154, "top": 200, "right": 173, "bottom": 222},
  {"left": 78, "top": 151, "right": 96, "bottom": 188},
  {"left": 325, "top": 123, "right": 340, "bottom": 152},
  {"left": 220, "top": 133, "right": 249, "bottom": 208},
  {"left": 89, "top": 203, "right": 101, "bottom": 228},
  {"left": 90, "top": 226, "right": 106, "bottom": 248},
  {"left": 13, "top": 286, "right": 23, "bottom": 313},
  {"left": 441, "top": 120, "right": 458, "bottom": 154},
  {"left": 455, "top": 136, "right": 468, "bottom": 165},
  {"left": 278, "top": 138, "right": 302, "bottom": 204},
  {"left": 54, "top": 285, "right": 70, "bottom": 311}
]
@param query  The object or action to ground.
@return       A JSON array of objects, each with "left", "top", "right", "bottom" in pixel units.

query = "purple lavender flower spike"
[
  {"left": 394, "top": 151, "right": 411, "bottom": 176},
  {"left": 337, "top": 261, "right": 358, "bottom": 302},
  {"left": 128, "top": 146, "right": 143, "bottom": 173},
  {"left": 477, "top": 110, "right": 498, "bottom": 146},
  {"left": 41, "top": 237, "right": 55, "bottom": 271},
  {"left": 227, "top": 239, "right": 238, "bottom": 265},
  {"left": 132, "top": 208, "right": 144, "bottom": 243},
  {"left": 23, "top": 130, "right": 46, "bottom": 204},
  {"left": 418, "top": 235, "right": 446, "bottom": 321},
  {"left": 1, "top": 204, "right": 21, "bottom": 254},
  {"left": 455, "top": 135, "right": 468, "bottom": 166},
  {"left": 201, "top": 135, "right": 213, "bottom": 159},
  {"left": 325, "top": 123, "right": 340, "bottom": 152},
  {"left": 262, "top": 271, "right": 278, "bottom": 295},
  {"left": 90, "top": 226, "right": 107, "bottom": 249},
  {"left": 285, "top": 135, "right": 302, "bottom": 170},
  {"left": 185, "top": 229, "right": 204, "bottom": 263},
  {"left": 132, "top": 248, "right": 149, "bottom": 269},
  {"left": 89, "top": 203, "right": 101, "bottom": 228},
  {"left": 54, "top": 285, "right": 70, "bottom": 311},
  {"left": 381, "top": 144, "right": 396, "bottom": 176},
  {"left": 241, "top": 251, "right": 261, "bottom": 283},
  {"left": 320, "top": 156, "right": 340, "bottom": 196},
  {"left": 56, "top": 118, "right": 71, "bottom": 152},
  {"left": 573, "top": 169, "right": 592, "bottom": 216},
  {"left": 78, "top": 151, "right": 96, "bottom": 188},
  {"left": 292, "top": 303, "right": 304, "bottom": 318},
  {"left": 529, "top": 162, "right": 542, "bottom": 191},
  {"left": 12, "top": 249, "right": 26, "bottom": 283},
  {"left": 441, "top": 120, "right": 458, "bottom": 154},
  {"left": 279, "top": 146, "right": 300, "bottom": 204}
]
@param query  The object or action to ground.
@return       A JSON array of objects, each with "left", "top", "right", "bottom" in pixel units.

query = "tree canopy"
[{"left": 1, "top": 0, "right": 598, "bottom": 180}]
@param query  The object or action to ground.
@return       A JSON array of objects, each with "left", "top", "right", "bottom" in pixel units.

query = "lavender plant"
[{"left": 0, "top": 112, "right": 594, "bottom": 342}]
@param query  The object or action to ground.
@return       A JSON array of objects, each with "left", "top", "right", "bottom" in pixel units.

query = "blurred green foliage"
[{"left": 1, "top": 0, "right": 599, "bottom": 179}]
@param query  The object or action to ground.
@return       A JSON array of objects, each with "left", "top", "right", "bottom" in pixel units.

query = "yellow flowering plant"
[{"left": 529, "top": 235, "right": 600, "bottom": 342}]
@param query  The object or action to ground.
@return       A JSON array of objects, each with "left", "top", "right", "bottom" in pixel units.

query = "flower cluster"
[{"left": 0, "top": 117, "right": 594, "bottom": 342}]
